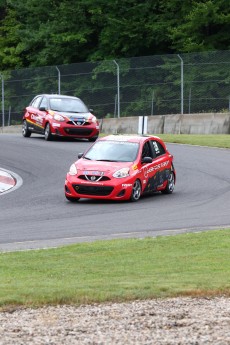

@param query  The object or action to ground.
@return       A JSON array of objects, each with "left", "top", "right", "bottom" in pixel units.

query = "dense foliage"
[{"left": 0, "top": 0, "right": 229, "bottom": 70}]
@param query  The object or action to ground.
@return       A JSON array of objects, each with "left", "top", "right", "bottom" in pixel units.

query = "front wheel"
[
  {"left": 22, "top": 120, "right": 31, "bottom": 137},
  {"left": 161, "top": 171, "right": 175, "bottom": 194},
  {"left": 130, "top": 179, "right": 141, "bottom": 202},
  {"left": 44, "top": 123, "right": 52, "bottom": 141},
  {"left": 65, "top": 195, "right": 80, "bottom": 202},
  {"left": 88, "top": 136, "right": 98, "bottom": 142}
]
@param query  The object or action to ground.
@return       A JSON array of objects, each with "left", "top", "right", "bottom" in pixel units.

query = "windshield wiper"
[
  {"left": 65, "top": 111, "right": 83, "bottom": 113},
  {"left": 96, "top": 159, "right": 118, "bottom": 162},
  {"left": 84, "top": 157, "right": 91, "bottom": 160}
]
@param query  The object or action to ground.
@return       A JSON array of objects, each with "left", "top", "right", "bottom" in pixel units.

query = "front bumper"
[
  {"left": 51, "top": 122, "right": 99, "bottom": 139},
  {"left": 65, "top": 176, "right": 134, "bottom": 201}
]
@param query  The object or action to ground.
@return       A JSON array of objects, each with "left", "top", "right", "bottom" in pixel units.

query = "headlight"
[
  {"left": 69, "top": 164, "right": 77, "bottom": 176},
  {"left": 54, "top": 113, "right": 65, "bottom": 122},
  {"left": 113, "top": 167, "right": 130, "bottom": 178},
  {"left": 91, "top": 116, "right": 97, "bottom": 123}
]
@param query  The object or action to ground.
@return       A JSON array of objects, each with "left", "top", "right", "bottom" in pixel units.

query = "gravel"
[{"left": 1, "top": 297, "right": 230, "bottom": 344}]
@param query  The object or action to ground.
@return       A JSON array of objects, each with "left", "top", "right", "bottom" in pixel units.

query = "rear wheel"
[
  {"left": 22, "top": 120, "right": 31, "bottom": 137},
  {"left": 130, "top": 179, "right": 141, "bottom": 202},
  {"left": 44, "top": 123, "right": 52, "bottom": 141},
  {"left": 162, "top": 171, "right": 175, "bottom": 194}
]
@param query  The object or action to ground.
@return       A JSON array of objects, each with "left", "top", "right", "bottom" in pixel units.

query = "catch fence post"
[
  {"left": 177, "top": 55, "right": 184, "bottom": 115},
  {"left": 113, "top": 60, "right": 120, "bottom": 118},
  {"left": 0, "top": 73, "right": 4, "bottom": 132},
  {"left": 56, "top": 66, "right": 61, "bottom": 94}
]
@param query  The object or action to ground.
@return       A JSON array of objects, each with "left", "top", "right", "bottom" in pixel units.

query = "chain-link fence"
[{"left": 1, "top": 50, "right": 230, "bottom": 126}]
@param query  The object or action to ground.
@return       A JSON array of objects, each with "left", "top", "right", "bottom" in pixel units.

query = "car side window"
[
  {"left": 31, "top": 96, "right": 42, "bottom": 109},
  {"left": 150, "top": 140, "right": 166, "bottom": 157},
  {"left": 39, "top": 97, "right": 48, "bottom": 109},
  {"left": 141, "top": 142, "right": 152, "bottom": 159}
]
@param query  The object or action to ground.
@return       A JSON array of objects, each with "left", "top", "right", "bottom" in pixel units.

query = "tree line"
[{"left": 0, "top": 0, "right": 229, "bottom": 71}]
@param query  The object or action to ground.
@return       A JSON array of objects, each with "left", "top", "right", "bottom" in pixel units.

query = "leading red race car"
[
  {"left": 65, "top": 135, "right": 176, "bottom": 202},
  {"left": 22, "top": 94, "right": 100, "bottom": 141}
]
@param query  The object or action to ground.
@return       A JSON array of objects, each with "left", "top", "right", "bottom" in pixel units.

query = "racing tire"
[
  {"left": 130, "top": 179, "right": 141, "bottom": 202},
  {"left": 65, "top": 195, "right": 80, "bottom": 202},
  {"left": 22, "top": 120, "right": 32, "bottom": 137},
  {"left": 44, "top": 123, "right": 52, "bottom": 141},
  {"left": 88, "top": 136, "right": 98, "bottom": 142},
  {"left": 161, "top": 171, "right": 175, "bottom": 194}
]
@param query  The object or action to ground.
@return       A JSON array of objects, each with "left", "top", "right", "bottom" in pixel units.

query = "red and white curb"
[
  {"left": 0, "top": 170, "right": 16, "bottom": 193},
  {"left": 0, "top": 169, "right": 22, "bottom": 194}
]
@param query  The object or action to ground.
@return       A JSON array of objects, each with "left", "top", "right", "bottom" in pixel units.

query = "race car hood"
[
  {"left": 48, "top": 110, "right": 93, "bottom": 120},
  {"left": 76, "top": 159, "right": 133, "bottom": 174},
  {"left": 59, "top": 112, "right": 92, "bottom": 120}
]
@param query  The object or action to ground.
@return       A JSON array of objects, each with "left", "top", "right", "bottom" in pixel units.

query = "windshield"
[
  {"left": 49, "top": 98, "right": 88, "bottom": 113},
  {"left": 84, "top": 140, "right": 139, "bottom": 162}
]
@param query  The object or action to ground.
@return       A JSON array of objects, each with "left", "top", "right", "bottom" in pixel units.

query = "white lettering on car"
[
  {"left": 147, "top": 160, "right": 169, "bottom": 174},
  {"left": 31, "top": 114, "right": 43, "bottom": 124},
  {"left": 144, "top": 160, "right": 170, "bottom": 177}
]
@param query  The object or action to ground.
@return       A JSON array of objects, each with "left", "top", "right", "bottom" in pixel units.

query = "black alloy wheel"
[
  {"left": 161, "top": 171, "right": 175, "bottom": 194},
  {"left": 44, "top": 123, "right": 52, "bottom": 141},
  {"left": 22, "top": 120, "right": 31, "bottom": 137},
  {"left": 130, "top": 179, "right": 141, "bottom": 202}
]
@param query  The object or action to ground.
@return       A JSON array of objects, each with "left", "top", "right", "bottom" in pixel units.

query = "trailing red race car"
[
  {"left": 65, "top": 134, "right": 176, "bottom": 202},
  {"left": 22, "top": 94, "right": 100, "bottom": 141}
]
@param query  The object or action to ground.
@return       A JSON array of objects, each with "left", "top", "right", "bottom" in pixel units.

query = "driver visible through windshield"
[
  {"left": 49, "top": 98, "right": 88, "bottom": 113},
  {"left": 84, "top": 140, "right": 139, "bottom": 162}
]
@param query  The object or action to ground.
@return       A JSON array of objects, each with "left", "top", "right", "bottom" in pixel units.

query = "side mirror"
[
  {"left": 142, "top": 156, "right": 153, "bottom": 164},
  {"left": 39, "top": 106, "right": 47, "bottom": 111},
  {"left": 78, "top": 153, "right": 84, "bottom": 159}
]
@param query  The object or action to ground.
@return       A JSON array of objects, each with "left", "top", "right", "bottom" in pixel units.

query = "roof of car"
[
  {"left": 99, "top": 134, "right": 161, "bottom": 143},
  {"left": 35, "top": 94, "right": 80, "bottom": 100}
]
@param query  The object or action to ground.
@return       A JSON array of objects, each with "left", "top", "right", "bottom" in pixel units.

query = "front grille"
[
  {"left": 66, "top": 121, "right": 90, "bottom": 125},
  {"left": 64, "top": 128, "right": 93, "bottom": 135},
  {"left": 78, "top": 175, "right": 111, "bottom": 182},
  {"left": 73, "top": 184, "right": 114, "bottom": 196}
]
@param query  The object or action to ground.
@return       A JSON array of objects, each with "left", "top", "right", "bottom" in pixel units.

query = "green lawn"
[
  {"left": 100, "top": 133, "right": 230, "bottom": 148},
  {"left": 155, "top": 134, "right": 230, "bottom": 148},
  {"left": 1, "top": 230, "right": 230, "bottom": 308}
]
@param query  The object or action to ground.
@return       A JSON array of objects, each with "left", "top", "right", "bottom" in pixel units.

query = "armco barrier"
[
  {"left": 101, "top": 113, "right": 230, "bottom": 135},
  {"left": 1, "top": 113, "right": 230, "bottom": 135}
]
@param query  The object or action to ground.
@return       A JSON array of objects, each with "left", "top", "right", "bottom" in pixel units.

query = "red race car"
[
  {"left": 22, "top": 94, "right": 100, "bottom": 141},
  {"left": 65, "top": 135, "right": 176, "bottom": 202}
]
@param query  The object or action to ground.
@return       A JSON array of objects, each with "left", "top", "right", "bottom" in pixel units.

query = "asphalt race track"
[{"left": 0, "top": 133, "right": 230, "bottom": 252}]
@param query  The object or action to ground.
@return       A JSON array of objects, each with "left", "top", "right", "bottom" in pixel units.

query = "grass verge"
[
  {"left": 1, "top": 229, "right": 230, "bottom": 308},
  {"left": 156, "top": 134, "right": 230, "bottom": 148}
]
